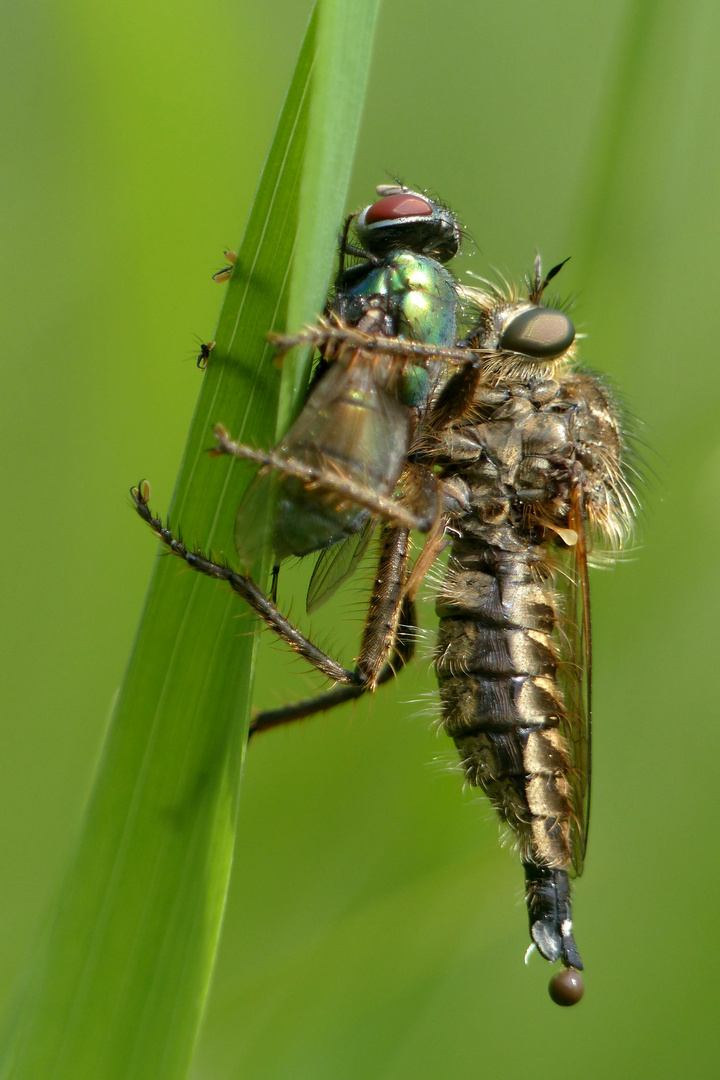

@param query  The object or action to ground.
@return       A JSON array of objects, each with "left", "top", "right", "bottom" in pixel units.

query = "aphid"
[
  {"left": 196, "top": 340, "right": 214, "bottom": 370},
  {"left": 212, "top": 250, "right": 237, "bottom": 284}
]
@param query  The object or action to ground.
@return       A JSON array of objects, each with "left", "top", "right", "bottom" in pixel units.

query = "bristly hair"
[{"left": 456, "top": 265, "right": 578, "bottom": 384}]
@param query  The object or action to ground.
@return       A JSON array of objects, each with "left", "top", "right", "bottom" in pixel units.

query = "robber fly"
[
  {"left": 426, "top": 258, "right": 635, "bottom": 1004},
  {"left": 133, "top": 198, "right": 636, "bottom": 1006}
]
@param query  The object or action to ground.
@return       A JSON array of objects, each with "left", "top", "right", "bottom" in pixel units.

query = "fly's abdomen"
[
  {"left": 436, "top": 542, "right": 582, "bottom": 968},
  {"left": 342, "top": 252, "right": 459, "bottom": 346},
  {"left": 274, "top": 391, "right": 410, "bottom": 558}
]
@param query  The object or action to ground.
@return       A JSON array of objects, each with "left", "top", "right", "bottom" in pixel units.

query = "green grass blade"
[
  {"left": 279, "top": 0, "right": 382, "bottom": 435},
  {"left": 0, "top": 2, "right": 380, "bottom": 1078}
]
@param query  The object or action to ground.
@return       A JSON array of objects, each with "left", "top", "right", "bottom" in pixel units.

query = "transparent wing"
[
  {"left": 555, "top": 485, "right": 592, "bottom": 878},
  {"left": 306, "top": 520, "right": 375, "bottom": 614},
  {"left": 234, "top": 469, "right": 281, "bottom": 574}
]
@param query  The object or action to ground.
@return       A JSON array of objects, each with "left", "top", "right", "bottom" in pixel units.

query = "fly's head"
[
  {"left": 461, "top": 254, "right": 576, "bottom": 382},
  {"left": 353, "top": 184, "right": 462, "bottom": 263}
]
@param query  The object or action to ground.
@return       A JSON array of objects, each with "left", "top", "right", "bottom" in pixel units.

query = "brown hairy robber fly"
[{"left": 133, "top": 187, "right": 636, "bottom": 1006}]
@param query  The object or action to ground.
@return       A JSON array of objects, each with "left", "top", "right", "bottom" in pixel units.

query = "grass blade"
[{"left": 0, "top": 2, "right": 380, "bottom": 1078}]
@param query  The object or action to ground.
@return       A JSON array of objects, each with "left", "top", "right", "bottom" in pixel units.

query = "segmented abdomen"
[
  {"left": 436, "top": 540, "right": 575, "bottom": 874},
  {"left": 432, "top": 371, "right": 629, "bottom": 969}
]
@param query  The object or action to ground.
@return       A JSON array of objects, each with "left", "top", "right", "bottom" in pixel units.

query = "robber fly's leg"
[
  {"left": 353, "top": 525, "right": 411, "bottom": 688},
  {"left": 132, "top": 482, "right": 360, "bottom": 687},
  {"left": 403, "top": 514, "right": 451, "bottom": 602},
  {"left": 249, "top": 499, "right": 456, "bottom": 738},
  {"left": 251, "top": 521, "right": 432, "bottom": 736},
  {"left": 424, "top": 348, "right": 489, "bottom": 434},
  {"left": 269, "top": 324, "right": 473, "bottom": 367},
  {"left": 250, "top": 594, "right": 419, "bottom": 736},
  {"left": 211, "top": 426, "right": 439, "bottom": 533}
]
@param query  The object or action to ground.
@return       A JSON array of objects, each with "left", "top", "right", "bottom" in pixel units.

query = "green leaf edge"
[{"left": 0, "top": 2, "right": 381, "bottom": 1078}]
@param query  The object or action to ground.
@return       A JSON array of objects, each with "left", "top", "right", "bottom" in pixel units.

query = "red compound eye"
[{"left": 364, "top": 193, "right": 433, "bottom": 224}]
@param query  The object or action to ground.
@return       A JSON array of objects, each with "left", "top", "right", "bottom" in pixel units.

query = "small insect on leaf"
[
  {"left": 212, "top": 250, "right": 238, "bottom": 284},
  {"left": 196, "top": 341, "right": 214, "bottom": 369}
]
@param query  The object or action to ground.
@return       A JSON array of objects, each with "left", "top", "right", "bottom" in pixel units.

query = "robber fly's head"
[
  {"left": 354, "top": 184, "right": 462, "bottom": 263},
  {"left": 461, "top": 254, "right": 576, "bottom": 376}
]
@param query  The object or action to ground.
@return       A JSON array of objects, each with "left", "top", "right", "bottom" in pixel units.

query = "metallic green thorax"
[{"left": 343, "top": 252, "right": 459, "bottom": 347}]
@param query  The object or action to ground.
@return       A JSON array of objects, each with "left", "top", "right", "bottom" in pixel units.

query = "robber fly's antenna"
[{"left": 529, "top": 253, "right": 572, "bottom": 303}]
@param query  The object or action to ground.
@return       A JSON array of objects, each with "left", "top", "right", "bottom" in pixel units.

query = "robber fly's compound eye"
[
  {"left": 499, "top": 307, "right": 575, "bottom": 360},
  {"left": 355, "top": 189, "right": 462, "bottom": 262}
]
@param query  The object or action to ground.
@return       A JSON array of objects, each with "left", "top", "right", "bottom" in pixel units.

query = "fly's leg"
[
  {"left": 423, "top": 347, "right": 492, "bottom": 435},
  {"left": 134, "top": 478, "right": 422, "bottom": 735},
  {"left": 402, "top": 515, "right": 451, "bottom": 602},
  {"left": 211, "top": 425, "right": 441, "bottom": 533},
  {"left": 252, "top": 523, "right": 417, "bottom": 735},
  {"left": 250, "top": 524, "right": 415, "bottom": 735},
  {"left": 250, "top": 509, "right": 451, "bottom": 735},
  {"left": 132, "top": 481, "right": 359, "bottom": 686},
  {"left": 354, "top": 525, "right": 411, "bottom": 688},
  {"left": 133, "top": 486, "right": 417, "bottom": 695}
]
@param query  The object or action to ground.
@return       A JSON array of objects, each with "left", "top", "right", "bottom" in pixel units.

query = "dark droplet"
[{"left": 548, "top": 967, "right": 584, "bottom": 1006}]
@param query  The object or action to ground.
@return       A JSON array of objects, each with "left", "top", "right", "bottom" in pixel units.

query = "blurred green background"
[{"left": 1, "top": 1, "right": 718, "bottom": 1077}]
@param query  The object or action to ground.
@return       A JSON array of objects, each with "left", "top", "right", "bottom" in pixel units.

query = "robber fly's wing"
[
  {"left": 306, "top": 519, "right": 375, "bottom": 614},
  {"left": 555, "top": 484, "right": 592, "bottom": 878}
]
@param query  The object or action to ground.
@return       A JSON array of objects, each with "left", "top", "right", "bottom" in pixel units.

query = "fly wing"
[
  {"left": 554, "top": 485, "right": 592, "bottom": 878},
  {"left": 306, "top": 520, "right": 374, "bottom": 614},
  {"left": 233, "top": 469, "right": 282, "bottom": 575}
]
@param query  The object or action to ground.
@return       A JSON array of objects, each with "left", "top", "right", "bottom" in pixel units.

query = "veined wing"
[
  {"left": 554, "top": 484, "right": 592, "bottom": 877},
  {"left": 306, "top": 520, "right": 374, "bottom": 614}
]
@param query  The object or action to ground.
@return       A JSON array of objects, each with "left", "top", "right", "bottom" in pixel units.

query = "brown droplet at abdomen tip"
[{"left": 548, "top": 967, "right": 584, "bottom": 1006}]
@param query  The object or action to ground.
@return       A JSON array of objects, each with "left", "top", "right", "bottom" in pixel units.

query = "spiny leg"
[
  {"left": 133, "top": 485, "right": 418, "bottom": 702},
  {"left": 353, "top": 525, "right": 411, "bottom": 689},
  {"left": 132, "top": 481, "right": 358, "bottom": 686},
  {"left": 252, "top": 525, "right": 414, "bottom": 735},
  {"left": 269, "top": 322, "right": 476, "bottom": 368},
  {"left": 250, "top": 514, "right": 447, "bottom": 736},
  {"left": 250, "top": 594, "right": 418, "bottom": 736},
  {"left": 402, "top": 514, "right": 451, "bottom": 602}
]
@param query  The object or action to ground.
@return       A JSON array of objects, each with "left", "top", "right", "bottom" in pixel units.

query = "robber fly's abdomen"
[
  {"left": 436, "top": 541, "right": 575, "bottom": 871},
  {"left": 433, "top": 370, "right": 630, "bottom": 972},
  {"left": 436, "top": 535, "right": 583, "bottom": 972}
]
